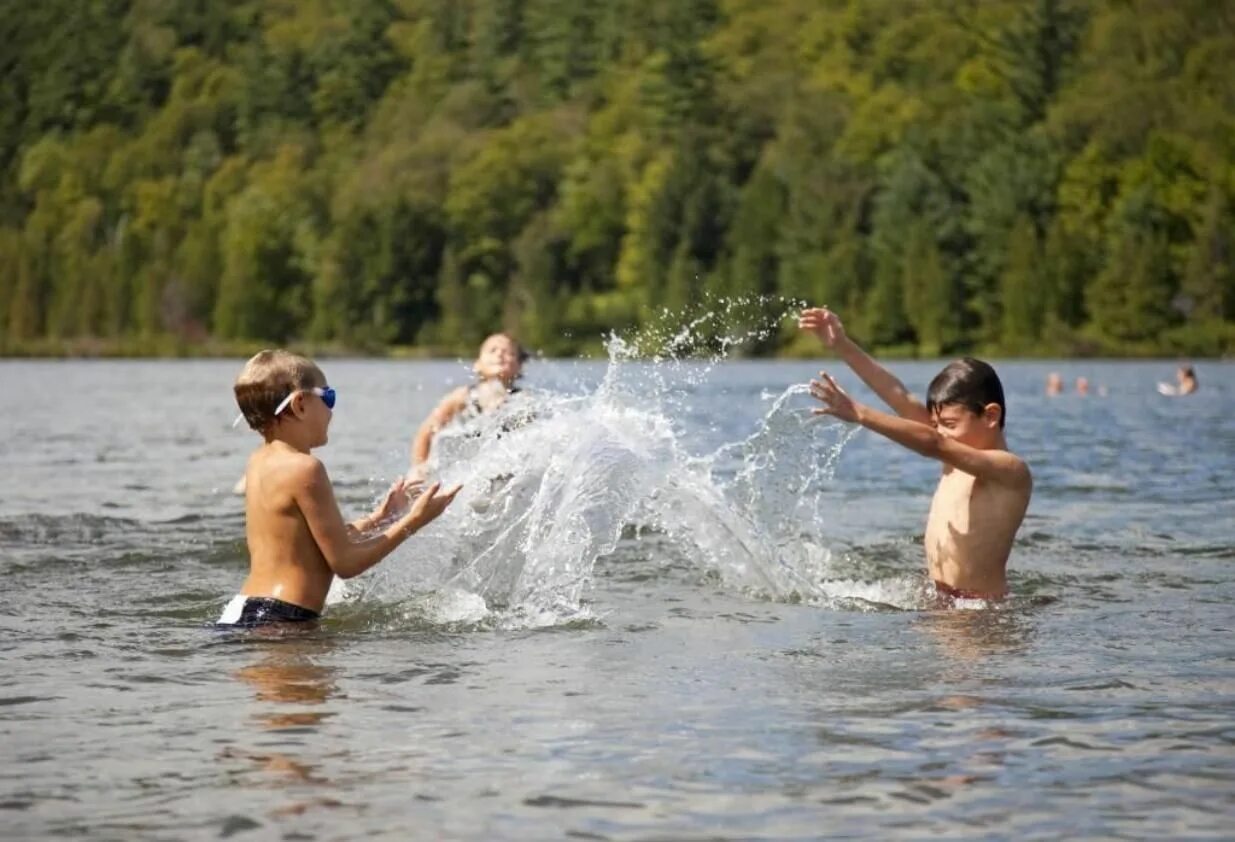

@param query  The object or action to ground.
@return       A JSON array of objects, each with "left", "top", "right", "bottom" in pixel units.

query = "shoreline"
[
  {"left": 3, "top": 325, "right": 1234, "bottom": 362},
  {"left": 2, "top": 342, "right": 1230, "bottom": 363}
]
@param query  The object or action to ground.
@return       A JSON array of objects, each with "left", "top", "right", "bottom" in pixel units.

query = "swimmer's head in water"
[
  {"left": 927, "top": 358, "right": 1006, "bottom": 438},
  {"left": 234, "top": 350, "right": 328, "bottom": 434},
  {"left": 474, "top": 333, "right": 530, "bottom": 386}
]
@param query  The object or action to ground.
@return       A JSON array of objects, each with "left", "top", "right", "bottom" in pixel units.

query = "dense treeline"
[{"left": 1, "top": 0, "right": 1233, "bottom": 357}]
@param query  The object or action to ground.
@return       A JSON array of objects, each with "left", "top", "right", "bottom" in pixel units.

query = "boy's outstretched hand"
[
  {"left": 798, "top": 307, "right": 847, "bottom": 348},
  {"left": 373, "top": 477, "right": 423, "bottom": 523},
  {"left": 810, "top": 372, "right": 861, "bottom": 423},
  {"left": 405, "top": 481, "right": 463, "bottom": 533}
]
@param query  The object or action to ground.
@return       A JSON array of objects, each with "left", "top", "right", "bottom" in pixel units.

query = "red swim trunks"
[{"left": 933, "top": 580, "right": 1006, "bottom": 603}]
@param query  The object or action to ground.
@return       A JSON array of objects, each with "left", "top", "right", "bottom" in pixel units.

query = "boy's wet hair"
[
  {"left": 234, "top": 350, "right": 325, "bottom": 432},
  {"left": 927, "top": 358, "right": 1006, "bottom": 428}
]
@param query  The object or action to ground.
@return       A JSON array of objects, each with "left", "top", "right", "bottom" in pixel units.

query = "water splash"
[{"left": 338, "top": 296, "right": 920, "bottom": 627}]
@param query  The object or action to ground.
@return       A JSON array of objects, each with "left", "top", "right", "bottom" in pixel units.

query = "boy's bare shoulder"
[
  {"left": 255, "top": 448, "right": 328, "bottom": 491},
  {"left": 995, "top": 449, "right": 1033, "bottom": 489}
]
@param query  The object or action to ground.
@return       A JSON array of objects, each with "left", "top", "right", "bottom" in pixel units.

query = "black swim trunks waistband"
[{"left": 216, "top": 595, "right": 320, "bottom": 628}]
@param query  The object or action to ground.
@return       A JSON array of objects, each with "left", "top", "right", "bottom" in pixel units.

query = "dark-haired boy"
[{"left": 799, "top": 308, "right": 1032, "bottom": 602}]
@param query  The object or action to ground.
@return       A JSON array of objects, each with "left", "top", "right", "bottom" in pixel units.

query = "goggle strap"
[
  {"left": 235, "top": 387, "right": 332, "bottom": 430},
  {"left": 271, "top": 392, "right": 297, "bottom": 417}
]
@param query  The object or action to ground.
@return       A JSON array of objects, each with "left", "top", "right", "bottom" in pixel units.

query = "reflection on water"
[
  {"left": 223, "top": 637, "right": 346, "bottom": 819},
  {"left": 233, "top": 638, "right": 340, "bottom": 730},
  {"left": 913, "top": 607, "right": 1034, "bottom": 666}
]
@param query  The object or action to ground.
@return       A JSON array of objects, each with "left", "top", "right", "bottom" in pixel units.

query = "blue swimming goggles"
[
  {"left": 273, "top": 386, "right": 336, "bottom": 416},
  {"left": 233, "top": 386, "right": 337, "bottom": 428}
]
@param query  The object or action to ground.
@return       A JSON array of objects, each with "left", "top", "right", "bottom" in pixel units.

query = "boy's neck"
[{"left": 264, "top": 427, "right": 314, "bottom": 454}]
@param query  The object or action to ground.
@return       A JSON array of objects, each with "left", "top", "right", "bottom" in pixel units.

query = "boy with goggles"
[{"left": 220, "top": 350, "right": 460, "bottom": 628}]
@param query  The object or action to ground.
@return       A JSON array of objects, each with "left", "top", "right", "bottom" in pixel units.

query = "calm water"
[{"left": 1, "top": 354, "right": 1233, "bottom": 840}]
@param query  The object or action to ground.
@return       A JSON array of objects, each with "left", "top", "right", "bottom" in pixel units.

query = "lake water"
[{"left": 1, "top": 351, "right": 1233, "bottom": 840}]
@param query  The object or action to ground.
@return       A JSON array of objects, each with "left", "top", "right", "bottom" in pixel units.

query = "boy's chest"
[{"left": 926, "top": 472, "right": 978, "bottom": 536}]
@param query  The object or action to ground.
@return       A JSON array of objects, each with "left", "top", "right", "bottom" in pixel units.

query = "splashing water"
[{"left": 340, "top": 297, "right": 919, "bottom": 628}]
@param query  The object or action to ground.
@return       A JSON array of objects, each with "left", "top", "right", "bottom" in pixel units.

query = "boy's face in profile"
[
  {"left": 931, "top": 402, "right": 1001, "bottom": 448},
  {"left": 304, "top": 389, "right": 333, "bottom": 447},
  {"left": 475, "top": 335, "right": 522, "bottom": 383},
  {"left": 280, "top": 377, "right": 333, "bottom": 448}
]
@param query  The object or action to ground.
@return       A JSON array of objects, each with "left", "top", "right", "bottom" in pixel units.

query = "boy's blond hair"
[{"left": 234, "top": 350, "right": 325, "bottom": 432}]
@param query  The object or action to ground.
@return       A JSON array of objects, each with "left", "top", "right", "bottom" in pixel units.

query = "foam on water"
[{"left": 336, "top": 298, "right": 935, "bottom": 627}]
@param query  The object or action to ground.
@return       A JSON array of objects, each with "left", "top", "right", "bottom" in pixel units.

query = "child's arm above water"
[
  {"left": 293, "top": 457, "right": 461, "bottom": 579},
  {"left": 810, "top": 373, "right": 1030, "bottom": 487},
  {"left": 799, "top": 307, "right": 931, "bottom": 425},
  {"left": 410, "top": 387, "right": 470, "bottom": 474}
]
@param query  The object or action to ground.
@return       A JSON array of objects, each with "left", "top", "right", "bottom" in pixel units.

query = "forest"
[{"left": 1, "top": 0, "right": 1233, "bottom": 357}]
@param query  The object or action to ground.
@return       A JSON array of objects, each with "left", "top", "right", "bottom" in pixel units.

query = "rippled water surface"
[{"left": 2, "top": 354, "right": 1233, "bottom": 840}]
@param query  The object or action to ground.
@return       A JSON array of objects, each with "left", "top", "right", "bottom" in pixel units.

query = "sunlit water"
[{"left": 2, "top": 339, "right": 1233, "bottom": 839}]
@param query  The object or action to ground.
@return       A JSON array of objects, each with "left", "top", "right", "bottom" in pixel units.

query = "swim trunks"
[
  {"left": 216, "top": 595, "right": 320, "bottom": 628},
  {"left": 933, "top": 580, "right": 1006, "bottom": 603}
]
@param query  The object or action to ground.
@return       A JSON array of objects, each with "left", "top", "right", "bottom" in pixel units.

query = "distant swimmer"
[
  {"left": 1157, "top": 364, "right": 1198, "bottom": 396},
  {"left": 1075, "top": 376, "right": 1090, "bottom": 396},
  {"left": 799, "top": 307, "right": 1032, "bottom": 604},
  {"left": 218, "top": 350, "right": 460, "bottom": 629},
  {"left": 409, "top": 333, "right": 531, "bottom": 481},
  {"left": 1045, "top": 372, "right": 1063, "bottom": 396}
]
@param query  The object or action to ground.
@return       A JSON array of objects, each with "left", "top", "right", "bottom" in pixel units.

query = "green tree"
[{"left": 998, "top": 216, "right": 1045, "bottom": 351}]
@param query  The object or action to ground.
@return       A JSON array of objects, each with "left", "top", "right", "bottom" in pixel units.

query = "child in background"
[
  {"left": 409, "top": 333, "right": 530, "bottom": 480},
  {"left": 799, "top": 307, "right": 1033, "bottom": 603},
  {"left": 220, "top": 350, "right": 460, "bottom": 628},
  {"left": 1158, "top": 364, "right": 1198, "bottom": 396}
]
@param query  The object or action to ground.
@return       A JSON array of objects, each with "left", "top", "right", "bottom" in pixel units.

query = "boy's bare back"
[{"left": 241, "top": 442, "right": 336, "bottom": 611}]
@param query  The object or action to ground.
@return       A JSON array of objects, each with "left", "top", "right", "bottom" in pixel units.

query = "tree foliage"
[{"left": 3, "top": 0, "right": 1234, "bottom": 356}]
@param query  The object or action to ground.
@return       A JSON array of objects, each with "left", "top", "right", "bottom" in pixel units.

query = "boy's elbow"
[
  {"left": 325, "top": 553, "right": 362, "bottom": 580},
  {"left": 331, "top": 559, "right": 363, "bottom": 580}
]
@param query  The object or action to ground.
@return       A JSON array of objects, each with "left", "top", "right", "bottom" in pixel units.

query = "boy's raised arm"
[
  {"left": 799, "top": 308, "right": 931, "bottom": 425},
  {"left": 295, "top": 458, "right": 460, "bottom": 579},
  {"left": 810, "top": 373, "right": 1031, "bottom": 487}
]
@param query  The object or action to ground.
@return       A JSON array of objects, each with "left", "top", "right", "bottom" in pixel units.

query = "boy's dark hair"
[{"left": 927, "top": 358, "right": 1006, "bottom": 428}]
